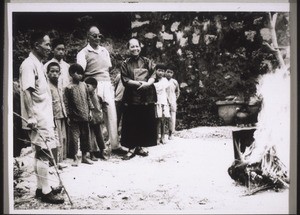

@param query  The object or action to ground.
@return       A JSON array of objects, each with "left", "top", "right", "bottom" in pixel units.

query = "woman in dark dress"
[{"left": 120, "top": 38, "right": 158, "bottom": 160}]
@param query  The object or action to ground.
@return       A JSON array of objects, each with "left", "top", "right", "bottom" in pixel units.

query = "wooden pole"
[{"left": 13, "top": 112, "right": 73, "bottom": 205}]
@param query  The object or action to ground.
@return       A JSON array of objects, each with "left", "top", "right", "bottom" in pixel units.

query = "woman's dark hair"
[
  {"left": 69, "top": 63, "right": 84, "bottom": 75},
  {"left": 126, "top": 38, "right": 141, "bottom": 49},
  {"left": 85, "top": 77, "right": 98, "bottom": 88},
  {"left": 47, "top": 62, "right": 60, "bottom": 73}
]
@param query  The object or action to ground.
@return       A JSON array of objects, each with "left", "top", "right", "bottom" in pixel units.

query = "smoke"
[{"left": 248, "top": 67, "right": 290, "bottom": 171}]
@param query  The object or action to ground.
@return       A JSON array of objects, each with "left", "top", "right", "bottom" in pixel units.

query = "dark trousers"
[
  {"left": 69, "top": 121, "right": 90, "bottom": 158},
  {"left": 90, "top": 123, "right": 106, "bottom": 151}
]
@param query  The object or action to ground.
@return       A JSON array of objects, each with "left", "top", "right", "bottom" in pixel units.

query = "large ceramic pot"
[{"left": 216, "top": 100, "right": 245, "bottom": 125}]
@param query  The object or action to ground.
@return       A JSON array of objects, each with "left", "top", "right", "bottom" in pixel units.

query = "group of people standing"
[{"left": 18, "top": 26, "right": 180, "bottom": 204}]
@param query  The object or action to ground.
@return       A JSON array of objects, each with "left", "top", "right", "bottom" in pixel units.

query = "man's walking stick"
[{"left": 13, "top": 112, "right": 73, "bottom": 205}]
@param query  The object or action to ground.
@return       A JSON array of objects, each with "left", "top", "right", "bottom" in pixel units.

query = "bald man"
[{"left": 77, "top": 26, "right": 127, "bottom": 156}]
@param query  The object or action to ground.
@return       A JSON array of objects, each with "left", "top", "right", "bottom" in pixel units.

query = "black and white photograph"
[{"left": 4, "top": 1, "right": 296, "bottom": 214}]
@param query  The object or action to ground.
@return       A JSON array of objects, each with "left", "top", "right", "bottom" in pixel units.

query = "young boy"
[
  {"left": 46, "top": 62, "right": 68, "bottom": 167},
  {"left": 85, "top": 77, "right": 109, "bottom": 161},
  {"left": 153, "top": 63, "right": 170, "bottom": 144},
  {"left": 44, "top": 37, "right": 71, "bottom": 90},
  {"left": 44, "top": 38, "right": 71, "bottom": 159},
  {"left": 64, "top": 63, "right": 94, "bottom": 166},
  {"left": 165, "top": 65, "right": 180, "bottom": 140}
]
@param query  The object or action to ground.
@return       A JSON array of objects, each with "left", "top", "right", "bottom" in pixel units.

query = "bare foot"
[{"left": 82, "top": 158, "right": 93, "bottom": 165}]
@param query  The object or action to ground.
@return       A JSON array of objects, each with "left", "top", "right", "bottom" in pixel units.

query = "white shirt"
[
  {"left": 44, "top": 58, "right": 71, "bottom": 89},
  {"left": 19, "top": 52, "right": 54, "bottom": 130},
  {"left": 154, "top": 77, "right": 170, "bottom": 105},
  {"left": 76, "top": 44, "right": 112, "bottom": 81},
  {"left": 166, "top": 78, "right": 180, "bottom": 111}
]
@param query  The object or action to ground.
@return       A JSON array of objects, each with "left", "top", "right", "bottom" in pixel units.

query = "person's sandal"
[
  {"left": 112, "top": 147, "right": 128, "bottom": 155},
  {"left": 134, "top": 147, "right": 149, "bottom": 157},
  {"left": 122, "top": 150, "right": 136, "bottom": 160}
]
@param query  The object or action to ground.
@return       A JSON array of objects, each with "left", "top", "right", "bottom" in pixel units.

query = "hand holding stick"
[{"left": 13, "top": 112, "right": 73, "bottom": 205}]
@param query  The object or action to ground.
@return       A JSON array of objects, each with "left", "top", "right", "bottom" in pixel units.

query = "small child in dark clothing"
[
  {"left": 64, "top": 63, "right": 94, "bottom": 166},
  {"left": 85, "top": 77, "right": 109, "bottom": 160}
]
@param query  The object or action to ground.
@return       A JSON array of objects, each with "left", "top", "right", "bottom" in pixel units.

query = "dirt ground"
[{"left": 13, "top": 126, "right": 289, "bottom": 214}]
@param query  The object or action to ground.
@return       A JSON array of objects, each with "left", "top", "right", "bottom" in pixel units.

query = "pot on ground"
[{"left": 216, "top": 100, "right": 244, "bottom": 125}]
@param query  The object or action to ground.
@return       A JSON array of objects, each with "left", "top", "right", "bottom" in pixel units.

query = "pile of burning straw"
[
  {"left": 228, "top": 143, "right": 289, "bottom": 195},
  {"left": 228, "top": 67, "right": 290, "bottom": 195}
]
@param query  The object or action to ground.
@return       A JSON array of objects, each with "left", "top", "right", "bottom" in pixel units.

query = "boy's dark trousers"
[
  {"left": 90, "top": 123, "right": 106, "bottom": 151},
  {"left": 69, "top": 120, "right": 90, "bottom": 158}
]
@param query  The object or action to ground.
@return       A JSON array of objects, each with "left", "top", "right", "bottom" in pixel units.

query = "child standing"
[
  {"left": 165, "top": 65, "right": 180, "bottom": 140},
  {"left": 44, "top": 38, "right": 71, "bottom": 159},
  {"left": 64, "top": 64, "right": 94, "bottom": 166},
  {"left": 44, "top": 38, "right": 71, "bottom": 89},
  {"left": 153, "top": 63, "right": 170, "bottom": 144},
  {"left": 85, "top": 77, "right": 109, "bottom": 161},
  {"left": 46, "top": 62, "right": 68, "bottom": 167}
]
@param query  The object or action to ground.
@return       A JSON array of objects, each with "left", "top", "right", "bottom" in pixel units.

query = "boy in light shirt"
[
  {"left": 44, "top": 38, "right": 71, "bottom": 90},
  {"left": 153, "top": 63, "right": 170, "bottom": 144},
  {"left": 165, "top": 65, "right": 180, "bottom": 140}
]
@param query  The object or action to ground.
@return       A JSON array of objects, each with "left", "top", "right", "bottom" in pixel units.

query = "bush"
[{"left": 13, "top": 12, "right": 289, "bottom": 129}]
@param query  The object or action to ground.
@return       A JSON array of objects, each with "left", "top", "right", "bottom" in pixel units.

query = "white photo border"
[{"left": 4, "top": 1, "right": 296, "bottom": 214}]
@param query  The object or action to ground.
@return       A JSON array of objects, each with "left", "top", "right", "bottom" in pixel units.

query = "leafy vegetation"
[{"left": 13, "top": 12, "right": 289, "bottom": 129}]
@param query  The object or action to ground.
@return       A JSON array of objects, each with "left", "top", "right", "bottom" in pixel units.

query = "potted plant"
[{"left": 216, "top": 95, "right": 245, "bottom": 125}]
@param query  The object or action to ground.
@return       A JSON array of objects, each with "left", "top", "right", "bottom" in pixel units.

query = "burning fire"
[
  {"left": 228, "top": 12, "right": 290, "bottom": 194},
  {"left": 228, "top": 67, "right": 290, "bottom": 193},
  {"left": 236, "top": 67, "right": 291, "bottom": 192},
  {"left": 249, "top": 67, "right": 290, "bottom": 172}
]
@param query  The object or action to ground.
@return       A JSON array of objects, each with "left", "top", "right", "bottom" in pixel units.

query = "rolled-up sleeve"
[{"left": 20, "top": 62, "right": 36, "bottom": 91}]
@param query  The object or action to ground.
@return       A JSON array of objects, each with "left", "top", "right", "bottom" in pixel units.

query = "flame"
[{"left": 247, "top": 67, "right": 290, "bottom": 172}]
